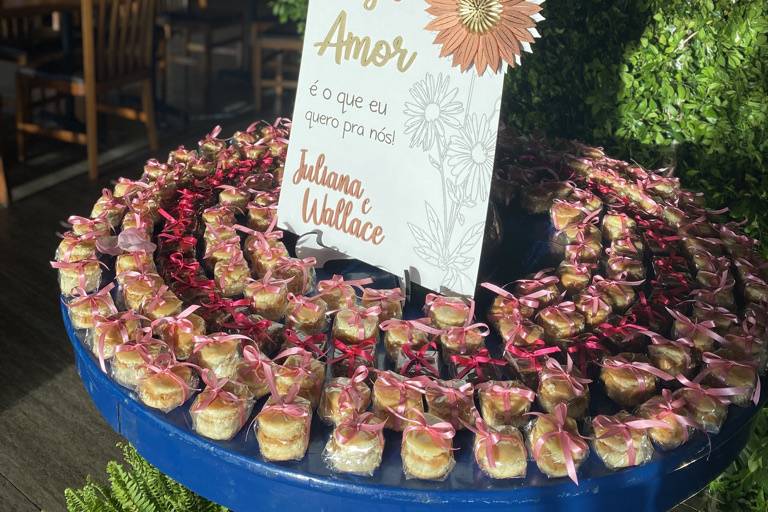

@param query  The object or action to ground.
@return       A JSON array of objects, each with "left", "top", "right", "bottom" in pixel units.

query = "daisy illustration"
[
  {"left": 425, "top": 0, "right": 545, "bottom": 75},
  {"left": 404, "top": 73, "right": 464, "bottom": 152},
  {"left": 447, "top": 114, "right": 496, "bottom": 204}
]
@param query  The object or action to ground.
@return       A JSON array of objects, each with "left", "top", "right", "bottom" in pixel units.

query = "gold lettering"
[{"left": 314, "top": 11, "right": 417, "bottom": 73}]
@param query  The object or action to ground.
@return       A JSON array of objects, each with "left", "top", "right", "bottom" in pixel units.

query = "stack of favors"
[{"left": 53, "top": 120, "right": 764, "bottom": 485}]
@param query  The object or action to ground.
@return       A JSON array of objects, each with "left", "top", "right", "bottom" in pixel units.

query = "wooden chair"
[
  {"left": 0, "top": 13, "right": 62, "bottom": 67},
  {"left": 252, "top": 23, "right": 302, "bottom": 115},
  {"left": 0, "top": 96, "right": 8, "bottom": 207},
  {"left": 15, "top": 0, "right": 159, "bottom": 182},
  {"left": 158, "top": 0, "right": 246, "bottom": 112}
]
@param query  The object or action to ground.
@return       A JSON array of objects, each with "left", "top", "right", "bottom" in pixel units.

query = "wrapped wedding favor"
[
  {"left": 193, "top": 333, "right": 247, "bottom": 379},
  {"left": 449, "top": 348, "right": 507, "bottom": 384},
  {"left": 399, "top": 411, "right": 456, "bottom": 481},
  {"left": 330, "top": 338, "right": 376, "bottom": 378},
  {"left": 536, "top": 302, "right": 586, "bottom": 340},
  {"left": 324, "top": 411, "right": 386, "bottom": 476},
  {"left": 137, "top": 354, "right": 198, "bottom": 413},
  {"left": 316, "top": 275, "right": 372, "bottom": 311},
  {"left": 67, "top": 284, "right": 119, "bottom": 330},
  {"left": 397, "top": 341, "right": 441, "bottom": 379},
  {"left": 92, "top": 311, "right": 144, "bottom": 371},
  {"left": 591, "top": 412, "right": 665, "bottom": 470},
  {"left": 372, "top": 370, "right": 428, "bottom": 431},
  {"left": 673, "top": 374, "right": 737, "bottom": 434},
  {"left": 537, "top": 357, "right": 591, "bottom": 419},
  {"left": 110, "top": 334, "right": 167, "bottom": 389},
  {"left": 424, "top": 294, "right": 472, "bottom": 329},
  {"left": 190, "top": 370, "right": 253, "bottom": 440},
  {"left": 152, "top": 305, "right": 205, "bottom": 360},
  {"left": 255, "top": 378, "right": 313, "bottom": 462},
  {"left": 467, "top": 415, "right": 527, "bottom": 479},
  {"left": 424, "top": 380, "right": 475, "bottom": 430},
  {"left": 361, "top": 287, "right": 404, "bottom": 321},
  {"left": 439, "top": 322, "right": 489, "bottom": 362},
  {"left": 332, "top": 305, "right": 381, "bottom": 345},
  {"left": 701, "top": 352, "right": 760, "bottom": 407},
  {"left": 637, "top": 389, "right": 698, "bottom": 450},
  {"left": 600, "top": 353, "right": 672, "bottom": 407},
  {"left": 477, "top": 380, "right": 535, "bottom": 428},
  {"left": 573, "top": 287, "right": 612, "bottom": 327},
  {"left": 285, "top": 294, "right": 328, "bottom": 335},
  {"left": 274, "top": 348, "right": 327, "bottom": 408},
  {"left": 274, "top": 256, "right": 317, "bottom": 295},
  {"left": 528, "top": 403, "right": 589, "bottom": 484},
  {"left": 52, "top": 258, "right": 103, "bottom": 296},
  {"left": 380, "top": 318, "right": 432, "bottom": 361},
  {"left": 318, "top": 366, "right": 372, "bottom": 425}
]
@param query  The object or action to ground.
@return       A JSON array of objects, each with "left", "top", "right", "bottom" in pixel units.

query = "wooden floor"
[{"left": 0, "top": 114, "right": 258, "bottom": 512}]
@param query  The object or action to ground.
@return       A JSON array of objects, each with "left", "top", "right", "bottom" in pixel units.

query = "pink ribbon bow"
[
  {"left": 193, "top": 333, "right": 251, "bottom": 353},
  {"left": 142, "top": 354, "right": 200, "bottom": 403},
  {"left": 541, "top": 356, "right": 592, "bottom": 396},
  {"left": 701, "top": 352, "right": 761, "bottom": 405},
  {"left": 389, "top": 408, "right": 456, "bottom": 452},
  {"left": 333, "top": 411, "right": 386, "bottom": 445},
  {"left": 476, "top": 381, "right": 536, "bottom": 413},
  {"left": 374, "top": 371, "right": 430, "bottom": 429},
  {"left": 601, "top": 355, "right": 674, "bottom": 386},
  {"left": 340, "top": 305, "right": 382, "bottom": 340},
  {"left": 427, "top": 380, "right": 474, "bottom": 428},
  {"left": 318, "top": 274, "right": 374, "bottom": 297},
  {"left": 337, "top": 365, "right": 371, "bottom": 413},
  {"left": 93, "top": 310, "right": 146, "bottom": 372},
  {"left": 529, "top": 403, "right": 588, "bottom": 485},
  {"left": 593, "top": 414, "right": 671, "bottom": 466},
  {"left": 190, "top": 369, "right": 248, "bottom": 426},
  {"left": 68, "top": 282, "right": 118, "bottom": 320},
  {"left": 463, "top": 414, "right": 522, "bottom": 468}
]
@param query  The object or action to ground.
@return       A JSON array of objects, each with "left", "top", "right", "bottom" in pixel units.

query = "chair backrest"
[
  {"left": 157, "top": 0, "right": 188, "bottom": 14},
  {"left": 0, "top": 15, "right": 52, "bottom": 43},
  {"left": 90, "top": 0, "right": 157, "bottom": 82}
]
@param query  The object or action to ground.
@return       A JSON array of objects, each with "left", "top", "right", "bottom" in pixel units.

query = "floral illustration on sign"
[
  {"left": 424, "top": 0, "right": 545, "bottom": 75},
  {"left": 405, "top": 72, "right": 498, "bottom": 293}
]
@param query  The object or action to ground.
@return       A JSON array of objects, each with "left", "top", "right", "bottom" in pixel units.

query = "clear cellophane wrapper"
[
  {"left": 190, "top": 393, "right": 255, "bottom": 441},
  {"left": 275, "top": 356, "right": 326, "bottom": 409},
  {"left": 527, "top": 411, "right": 589, "bottom": 480},
  {"left": 427, "top": 296, "right": 470, "bottom": 329},
  {"left": 537, "top": 366, "right": 590, "bottom": 419},
  {"left": 401, "top": 414, "right": 456, "bottom": 481},
  {"left": 382, "top": 320, "right": 430, "bottom": 361},
  {"left": 636, "top": 393, "right": 693, "bottom": 451},
  {"left": 285, "top": 296, "right": 328, "bottom": 335},
  {"left": 275, "top": 261, "right": 316, "bottom": 296},
  {"left": 477, "top": 380, "right": 534, "bottom": 428},
  {"left": 600, "top": 353, "right": 658, "bottom": 408},
  {"left": 56, "top": 259, "right": 103, "bottom": 296},
  {"left": 318, "top": 376, "right": 372, "bottom": 425},
  {"left": 67, "top": 288, "right": 118, "bottom": 331},
  {"left": 673, "top": 388, "right": 727, "bottom": 434},
  {"left": 88, "top": 313, "right": 143, "bottom": 361},
  {"left": 214, "top": 258, "right": 250, "bottom": 297},
  {"left": 323, "top": 413, "right": 385, "bottom": 476},
  {"left": 195, "top": 340, "right": 243, "bottom": 380},
  {"left": 590, "top": 412, "right": 655, "bottom": 469},
  {"left": 56, "top": 232, "right": 98, "bottom": 263},
  {"left": 372, "top": 371, "right": 425, "bottom": 431},
  {"left": 557, "top": 262, "right": 593, "bottom": 295},
  {"left": 115, "top": 251, "right": 157, "bottom": 277},
  {"left": 473, "top": 424, "right": 527, "bottom": 479},
  {"left": 439, "top": 327, "right": 487, "bottom": 363},
  {"left": 255, "top": 396, "right": 313, "bottom": 462},
  {"left": 536, "top": 305, "right": 586, "bottom": 341},
  {"left": 332, "top": 308, "right": 380, "bottom": 345},
  {"left": 136, "top": 366, "right": 199, "bottom": 413},
  {"left": 424, "top": 380, "right": 474, "bottom": 430},
  {"left": 702, "top": 351, "right": 759, "bottom": 407}
]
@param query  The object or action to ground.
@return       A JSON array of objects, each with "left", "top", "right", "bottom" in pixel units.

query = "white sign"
[{"left": 278, "top": 0, "right": 542, "bottom": 295}]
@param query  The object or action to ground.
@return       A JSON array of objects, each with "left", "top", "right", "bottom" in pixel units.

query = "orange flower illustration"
[{"left": 425, "top": 0, "right": 544, "bottom": 75}]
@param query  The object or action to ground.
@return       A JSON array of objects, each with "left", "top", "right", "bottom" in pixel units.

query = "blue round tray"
[{"left": 64, "top": 298, "right": 764, "bottom": 512}]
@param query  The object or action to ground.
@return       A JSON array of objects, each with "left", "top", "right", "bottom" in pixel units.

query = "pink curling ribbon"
[
  {"left": 286, "top": 293, "right": 324, "bottom": 325},
  {"left": 339, "top": 305, "right": 382, "bottom": 341},
  {"left": 93, "top": 310, "right": 146, "bottom": 372},
  {"left": 476, "top": 381, "right": 536, "bottom": 415},
  {"left": 676, "top": 373, "right": 751, "bottom": 406},
  {"left": 665, "top": 308, "right": 726, "bottom": 345},
  {"left": 528, "top": 403, "right": 589, "bottom": 485},
  {"left": 389, "top": 408, "right": 456, "bottom": 452},
  {"left": 450, "top": 349, "right": 507, "bottom": 382},
  {"left": 276, "top": 256, "right": 316, "bottom": 292},
  {"left": 693, "top": 302, "right": 738, "bottom": 327},
  {"left": 361, "top": 287, "right": 405, "bottom": 307},
  {"left": 701, "top": 352, "right": 761, "bottom": 405},
  {"left": 193, "top": 333, "right": 252, "bottom": 354},
  {"left": 69, "top": 283, "right": 118, "bottom": 322},
  {"left": 592, "top": 274, "right": 646, "bottom": 290},
  {"left": 237, "top": 219, "right": 284, "bottom": 254},
  {"left": 541, "top": 356, "right": 592, "bottom": 396},
  {"left": 143, "top": 158, "right": 168, "bottom": 176},
  {"left": 426, "top": 380, "right": 474, "bottom": 429},
  {"left": 601, "top": 355, "right": 674, "bottom": 387},
  {"left": 56, "top": 230, "right": 98, "bottom": 262},
  {"left": 190, "top": 369, "right": 248, "bottom": 427},
  {"left": 241, "top": 344, "right": 274, "bottom": 385},
  {"left": 67, "top": 215, "right": 111, "bottom": 235},
  {"left": 374, "top": 370, "right": 430, "bottom": 430},
  {"left": 399, "top": 341, "right": 440, "bottom": 378},
  {"left": 650, "top": 389, "right": 700, "bottom": 441},
  {"left": 119, "top": 269, "right": 161, "bottom": 293},
  {"left": 50, "top": 258, "right": 105, "bottom": 294},
  {"left": 330, "top": 338, "right": 376, "bottom": 377},
  {"left": 318, "top": 274, "right": 374, "bottom": 297},
  {"left": 283, "top": 329, "right": 327, "bottom": 360},
  {"left": 505, "top": 340, "right": 561, "bottom": 372},
  {"left": 593, "top": 414, "right": 671, "bottom": 467},
  {"left": 142, "top": 354, "right": 200, "bottom": 403},
  {"left": 337, "top": 365, "right": 371, "bottom": 414},
  {"left": 334, "top": 411, "right": 386, "bottom": 445},
  {"left": 424, "top": 293, "right": 472, "bottom": 319},
  {"left": 150, "top": 305, "right": 201, "bottom": 348},
  {"left": 463, "top": 414, "right": 521, "bottom": 469}
]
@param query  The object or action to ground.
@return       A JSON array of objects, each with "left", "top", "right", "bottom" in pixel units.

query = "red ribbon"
[
  {"left": 283, "top": 329, "right": 327, "bottom": 359},
  {"left": 399, "top": 341, "right": 440, "bottom": 378},
  {"left": 330, "top": 338, "right": 375, "bottom": 376},
  {"left": 450, "top": 348, "right": 507, "bottom": 381}
]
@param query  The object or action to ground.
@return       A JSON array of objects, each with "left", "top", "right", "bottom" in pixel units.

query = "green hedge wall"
[{"left": 269, "top": 0, "right": 768, "bottom": 247}]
